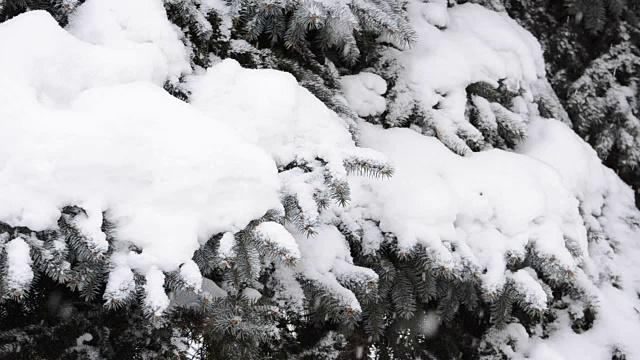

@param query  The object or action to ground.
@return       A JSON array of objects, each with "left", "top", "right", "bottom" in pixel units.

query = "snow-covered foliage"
[
  {"left": 4, "top": 238, "right": 34, "bottom": 300},
  {"left": 0, "top": 10, "right": 281, "bottom": 274},
  {"left": 501, "top": 0, "right": 640, "bottom": 208},
  {"left": 350, "top": 117, "right": 640, "bottom": 358},
  {"left": 370, "top": 1, "right": 570, "bottom": 156},
  {"left": 0, "top": 0, "right": 639, "bottom": 359},
  {"left": 228, "top": 0, "right": 415, "bottom": 62},
  {"left": 143, "top": 267, "right": 170, "bottom": 318},
  {"left": 566, "top": 40, "right": 640, "bottom": 203},
  {"left": 340, "top": 72, "right": 387, "bottom": 117}
]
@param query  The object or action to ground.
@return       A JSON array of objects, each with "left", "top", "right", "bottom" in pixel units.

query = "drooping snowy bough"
[{"left": 0, "top": 0, "right": 639, "bottom": 358}]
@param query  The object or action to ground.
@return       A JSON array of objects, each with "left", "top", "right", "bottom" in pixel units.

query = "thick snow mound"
[
  {"left": 190, "top": 60, "right": 389, "bottom": 309},
  {"left": 340, "top": 72, "right": 387, "bottom": 117},
  {"left": 378, "top": 1, "right": 555, "bottom": 154},
  {"left": 354, "top": 120, "right": 585, "bottom": 291},
  {"left": 519, "top": 118, "right": 610, "bottom": 215},
  {"left": 295, "top": 225, "right": 378, "bottom": 311},
  {"left": 354, "top": 117, "right": 640, "bottom": 357},
  {"left": 0, "top": 11, "right": 166, "bottom": 105},
  {"left": 0, "top": 11, "right": 280, "bottom": 271},
  {"left": 67, "top": 0, "right": 190, "bottom": 81},
  {"left": 519, "top": 118, "right": 640, "bottom": 283},
  {"left": 254, "top": 222, "right": 301, "bottom": 260},
  {"left": 189, "top": 59, "right": 359, "bottom": 168},
  {"left": 399, "top": 2, "right": 544, "bottom": 102},
  {"left": 5, "top": 238, "right": 34, "bottom": 296}
]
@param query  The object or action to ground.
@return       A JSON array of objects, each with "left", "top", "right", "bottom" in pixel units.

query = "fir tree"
[
  {"left": 503, "top": 0, "right": 640, "bottom": 205},
  {"left": 0, "top": 0, "right": 81, "bottom": 25},
  {"left": 0, "top": 213, "right": 183, "bottom": 359},
  {"left": 567, "top": 39, "right": 640, "bottom": 206},
  {"left": 1, "top": 0, "right": 640, "bottom": 359}
]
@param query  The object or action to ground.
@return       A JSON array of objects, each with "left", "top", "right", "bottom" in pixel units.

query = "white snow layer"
[
  {"left": 295, "top": 225, "right": 378, "bottom": 311},
  {"left": 351, "top": 119, "right": 640, "bottom": 357},
  {"left": 143, "top": 266, "right": 170, "bottom": 317},
  {"left": 179, "top": 260, "right": 204, "bottom": 291},
  {"left": 5, "top": 238, "right": 34, "bottom": 296},
  {"left": 67, "top": 0, "right": 191, "bottom": 82},
  {"left": 399, "top": 2, "right": 544, "bottom": 101},
  {"left": 103, "top": 257, "right": 136, "bottom": 305},
  {"left": 254, "top": 222, "right": 301, "bottom": 261},
  {"left": 189, "top": 58, "right": 361, "bottom": 170},
  {"left": 382, "top": 1, "right": 551, "bottom": 151},
  {"left": 332, "top": 3, "right": 640, "bottom": 355},
  {"left": 0, "top": 0, "right": 639, "bottom": 357},
  {"left": 354, "top": 121, "right": 584, "bottom": 289},
  {"left": 340, "top": 72, "right": 387, "bottom": 117},
  {"left": 0, "top": 10, "right": 280, "bottom": 272}
]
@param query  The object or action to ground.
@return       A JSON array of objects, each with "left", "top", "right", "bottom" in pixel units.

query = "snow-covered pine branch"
[{"left": 0, "top": 0, "right": 639, "bottom": 358}]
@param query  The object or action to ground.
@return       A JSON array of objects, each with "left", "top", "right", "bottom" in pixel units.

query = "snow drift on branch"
[{"left": 0, "top": 11, "right": 280, "bottom": 271}]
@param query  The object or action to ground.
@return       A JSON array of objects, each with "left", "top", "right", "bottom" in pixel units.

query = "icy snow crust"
[{"left": 1, "top": 0, "right": 639, "bottom": 357}]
